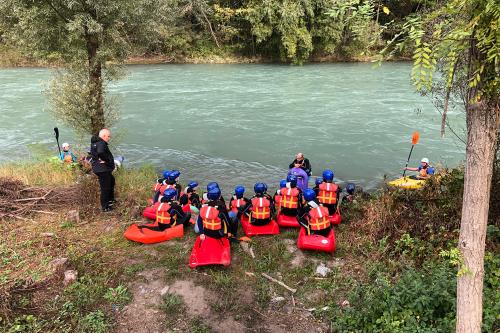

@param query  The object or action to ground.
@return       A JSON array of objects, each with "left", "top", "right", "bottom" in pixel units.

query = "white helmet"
[
  {"left": 421, "top": 158, "right": 429, "bottom": 164},
  {"left": 62, "top": 142, "right": 70, "bottom": 149}
]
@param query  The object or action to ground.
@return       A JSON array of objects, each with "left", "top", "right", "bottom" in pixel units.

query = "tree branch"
[{"left": 442, "top": 61, "right": 458, "bottom": 137}]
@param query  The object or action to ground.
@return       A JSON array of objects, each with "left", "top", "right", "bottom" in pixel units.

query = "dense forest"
[{"left": 0, "top": 0, "right": 424, "bottom": 65}]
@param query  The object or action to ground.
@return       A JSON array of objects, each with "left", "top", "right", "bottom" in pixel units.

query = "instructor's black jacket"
[{"left": 90, "top": 135, "right": 115, "bottom": 173}]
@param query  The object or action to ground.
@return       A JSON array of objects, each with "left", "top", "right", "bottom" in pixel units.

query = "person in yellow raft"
[
  {"left": 404, "top": 158, "right": 435, "bottom": 179},
  {"left": 59, "top": 143, "right": 77, "bottom": 163}
]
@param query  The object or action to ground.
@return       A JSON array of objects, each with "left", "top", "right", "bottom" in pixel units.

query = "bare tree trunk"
[
  {"left": 456, "top": 101, "right": 500, "bottom": 333},
  {"left": 85, "top": 28, "right": 105, "bottom": 136}
]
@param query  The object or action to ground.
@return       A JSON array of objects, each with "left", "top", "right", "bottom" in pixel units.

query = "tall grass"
[{"left": 0, "top": 159, "right": 77, "bottom": 186}]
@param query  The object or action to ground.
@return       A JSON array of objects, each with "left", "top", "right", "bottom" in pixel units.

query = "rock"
[
  {"left": 41, "top": 232, "right": 55, "bottom": 237},
  {"left": 315, "top": 263, "right": 331, "bottom": 277},
  {"left": 130, "top": 206, "right": 140, "bottom": 218},
  {"left": 49, "top": 257, "right": 68, "bottom": 273},
  {"left": 240, "top": 242, "right": 255, "bottom": 258},
  {"left": 66, "top": 210, "right": 80, "bottom": 223},
  {"left": 160, "top": 286, "right": 170, "bottom": 296},
  {"left": 63, "top": 270, "right": 78, "bottom": 286},
  {"left": 271, "top": 296, "right": 286, "bottom": 303}
]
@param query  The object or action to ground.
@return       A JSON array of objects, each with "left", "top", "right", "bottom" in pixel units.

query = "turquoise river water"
[{"left": 0, "top": 63, "right": 465, "bottom": 191}]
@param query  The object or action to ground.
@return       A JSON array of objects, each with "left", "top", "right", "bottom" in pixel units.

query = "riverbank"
[
  {"left": 0, "top": 45, "right": 408, "bottom": 68},
  {"left": 0, "top": 159, "right": 497, "bottom": 332}
]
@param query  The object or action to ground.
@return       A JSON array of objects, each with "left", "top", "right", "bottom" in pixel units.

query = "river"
[{"left": 0, "top": 63, "right": 465, "bottom": 191}]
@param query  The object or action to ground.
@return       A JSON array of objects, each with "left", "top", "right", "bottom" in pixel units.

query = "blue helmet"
[
  {"left": 254, "top": 182, "right": 267, "bottom": 194},
  {"left": 163, "top": 188, "right": 177, "bottom": 201},
  {"left": 207, "top": 182, "right": 219, "bottom": 191},
  {"left": 168, "top": 170, "right": 181, "bottom": 181},
  {"left": 207, "top": 187, "right": 221, "bottom": 201},
  {"left": 346, "top": 183, "right": 356, "bottom": 195},
  {"left": 315, "top": 177, "right": 323, "bottom": 186},
  {"left": 287, "top": 174, "right": 297, "bottom": 187},
  {"left": 162, "top": 170, "right": 171, "bottom": 179},
  {"left": 234, "top": 185, "right": 245, "bottom": 199},
  {"left": 279, "top": 179, "right": 287, "bottom": 188},
  {"left": 322, "top": 169, "right": 334, "bottom": 181},
  {"left": 303, "top": 188, "right": 316, "bottom": 202},
  {"left": 187, "top": 181, "right": 198, "bottom": 189}
]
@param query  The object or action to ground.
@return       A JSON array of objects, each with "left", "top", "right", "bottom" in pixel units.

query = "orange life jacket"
[
  {"left": 309, "top": 206, "right": 330, "bottom": 231},
  {"left": 280, "top": 187, "right": 299, "bottom": 209},
  {"left": 160, "top": 184, "right": 176, "bottom": 195},
  {"left": 155, "top": 202, "right": 173, "bottom": 225},
  {"left": 274, "top": 194, "right": 282, "bottom": 208},
  {"left": 251, "top": 197, "right": 271, "bottom": 219},
  {"left": 230, "top": 198, "right": 246, "bottom": 213},
  {"left": 153, "top": 182, "right": 162, "bottom": 192},
  {"left": 419, "top": 168, "right": 428, "bottom": 177},
  {"left": 63, "top": 153, "right": 73, "bottom": 163},
  {"left": 200, "top": 206, "right": 222, "bottom": 231},
  {"left": 318, "top": 182, "right": 338, "bottom": 205}
]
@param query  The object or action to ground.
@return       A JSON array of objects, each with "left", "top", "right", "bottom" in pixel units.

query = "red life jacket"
[
  {"left": 280, "top": 187, "right": 299, "bottom": 209},
  {"left": 200, "top": 206, "right": 222, "bottom": 231},
  {"left": 251, "top": 197, "right": 271, "bottom": 219},
  {"left": 309, "top": 206, "right": 330, "bottom": 231},
  {"left": 230, "top": 198, "right": 246, "bottom": 213},
  {"left": 63, "top": 152, "right": 73, "bottom": 163},
  {"left": 318, "top": 182, "right": 338, "bottom": 205},
  {"left": 160, "top": 184, "right": 176, "bottom": 195},
  {"left": 153, "top": 182, "right": 162, "bottom": 192},
  {"left": 274, "top": 194, "right": 282, "bottom": 208},
  {"left": 154, "top": 202, "right": 172, "bottom": 225}
]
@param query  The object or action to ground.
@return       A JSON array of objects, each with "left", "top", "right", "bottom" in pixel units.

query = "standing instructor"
[
  {"left": 91, "top": 128, "right": 115, "bottom": 212},
  {"left": 289, "top": 152, "right": 312, "bottom": 176}
]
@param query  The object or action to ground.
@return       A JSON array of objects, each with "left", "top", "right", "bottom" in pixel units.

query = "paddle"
[
  {"left": 53, "top": 127, "right": 62, "bottom": 157},
  {"left": 402, "top": 131, "right": 420, "bottom": 177}
]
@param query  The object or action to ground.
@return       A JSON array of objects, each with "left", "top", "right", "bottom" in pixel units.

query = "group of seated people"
[{"left": 143, "top": 168, "right": 356, "bottom": 242}]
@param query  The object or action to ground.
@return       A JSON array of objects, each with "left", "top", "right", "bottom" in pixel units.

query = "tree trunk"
[
  {"left": 455, "top": 28, "right": 500, "bottom": 332},
  {"left": 456, "top": 101, "right": 500, "bottom": 332},
  {"left": 85, "top": 28, "right": 105, "bottom": 136}
]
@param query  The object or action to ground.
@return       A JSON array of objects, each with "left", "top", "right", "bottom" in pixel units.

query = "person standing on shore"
[{"left": 90, "top": 128, "right": 115, "bottom": 212}]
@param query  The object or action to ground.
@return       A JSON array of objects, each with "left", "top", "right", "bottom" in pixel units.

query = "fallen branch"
[
  {"left": 261, "top": 273, "right": 297, "bottom": 294},
  {"left": 31, "top": 210, "right": 58, "bottom": 215},
  {"left": 252, "top": 307, "right": 269, "bottom": 319}
]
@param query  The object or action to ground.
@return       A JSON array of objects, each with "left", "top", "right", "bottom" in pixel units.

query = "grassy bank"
[
  {"left": 0, "top": 160, "right": 498, "bottom": 332},
  {"left": 0, "top": 46, "right": 403, "bottom": 68}
]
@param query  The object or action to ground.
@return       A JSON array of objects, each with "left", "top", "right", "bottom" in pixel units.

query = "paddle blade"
[
  {"left": 54, "top": 127, "right": 59, "bottom": 139},
  {"left": 411, "top": 131, "right": 420, "bottom": 145}
]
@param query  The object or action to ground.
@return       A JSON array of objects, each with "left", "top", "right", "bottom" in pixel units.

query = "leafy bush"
[
  {"left": 329, "top": 263, "right": 456, "bottom": 332},
  {"left": 328, "top": 256, "right": 499, "bottom": 333},
  {"left": 103, "top": 285, "right": 131, "bottom": 308},
  {"left": 77, "top": 310, "right": 108, "bottom": 333}
]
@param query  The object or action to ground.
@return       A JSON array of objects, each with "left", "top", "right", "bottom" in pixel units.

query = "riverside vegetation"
[{"left": 0, "top": 152, "right": 498, "bottom": 332}]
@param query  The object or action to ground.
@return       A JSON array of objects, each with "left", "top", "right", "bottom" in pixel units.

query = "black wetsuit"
[
  {"left": 153, "top": 180, "right": 182, "bottom": 203},
  {"left": 298, "top": 200, "right": 331, "bottom": 237},
  {"left": 289, "top": 158, "right": 312, "bottom": 176},
  {"left": 90, "top": 136, "right": 115, "bottom": 210},
  {"left": 179, "top": 190, "right": 201, "bottom": 208},
  {"left": 140, "top": 199, "right": 191, "bottom": 231}
]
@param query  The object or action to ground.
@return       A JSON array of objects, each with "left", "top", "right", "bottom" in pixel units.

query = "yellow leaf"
[{"left": 383, "top": 6, "right": 390, "bottom": 15}]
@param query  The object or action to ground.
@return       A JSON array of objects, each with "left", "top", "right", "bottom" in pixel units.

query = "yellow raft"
[{"left": 388, "top": 177, "right": 426, "bottom": 190}]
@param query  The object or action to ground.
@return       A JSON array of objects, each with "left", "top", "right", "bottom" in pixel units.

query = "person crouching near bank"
[{"left": 298, "top": 189, "right": 332, "bottom": 237}]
